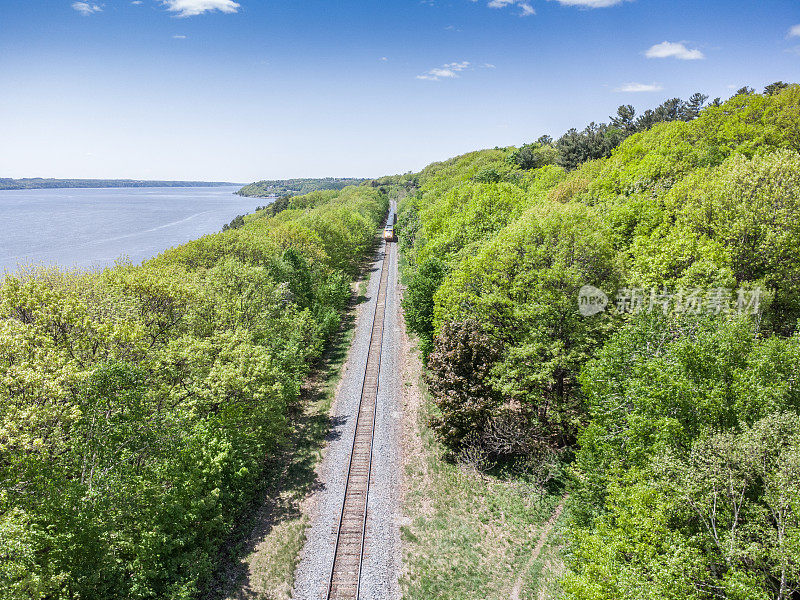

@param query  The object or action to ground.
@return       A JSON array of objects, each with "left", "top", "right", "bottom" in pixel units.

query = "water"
[{"left": 0, "top": 186, "right": 267, "bottom": 274}]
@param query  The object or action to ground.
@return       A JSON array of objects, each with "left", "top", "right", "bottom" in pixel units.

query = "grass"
[
  {"left": 400, "top": 339, "right": 567, "bottom": 600},
  {"left": 357, "top": 279, "right": 367, "bottom": 304},
  {"left": 524, "top": 531, "right": 567, "bottom": 600}
]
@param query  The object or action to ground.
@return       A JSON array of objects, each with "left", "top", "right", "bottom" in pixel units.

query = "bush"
[
  {"left": 401, "top": 257, "right": 447, "bottom": 357},
  {"left": 426, "top": 318, "right": 504, "bottom": 450}
]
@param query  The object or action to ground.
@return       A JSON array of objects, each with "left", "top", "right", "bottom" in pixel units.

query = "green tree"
[
  {"left": 679, "top": 92, "right": 709, "bottom": 121},
  {"left": 402, "top": 257, "right": 447, "bottom": 357},
  {"left": 610, "top": 104, "right": 637, "bottom": 133},
  {"left": 434, "top": 203, "right": 620, "bottom": 450},
  {"left": 507, "top": 142, "right": 560, "bottom": 170},
  {"left": 765, "top": 81, "right": 791, "bottom": 96}
]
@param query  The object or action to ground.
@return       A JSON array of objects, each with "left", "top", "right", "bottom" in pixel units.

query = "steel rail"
[{"left": 326, "top": 238, "right": 391, "bottom": 600}]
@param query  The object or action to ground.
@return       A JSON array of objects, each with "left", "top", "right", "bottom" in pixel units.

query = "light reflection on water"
[{"left": 0, "top": 186, "right": 265, "bottom": 274}]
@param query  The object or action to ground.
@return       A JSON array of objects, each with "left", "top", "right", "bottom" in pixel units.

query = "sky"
[{"left": 1, "top": 0, "right": 799, "bottom": 182}]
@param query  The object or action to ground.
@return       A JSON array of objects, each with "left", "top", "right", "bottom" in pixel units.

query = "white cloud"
[
  {"left": 162, "top": 0, "right": 240, "bottom": 17},
  {"left": 553, "top": 0, "right": 629, "bottom": 7},
  {"left": 131, "top": 1, "right": 143, "bottom": 4},
  {"left": 615, "top": 82, "right": 663, "bottom": 93},
  {"left": 789, "top": 24, "right": 800, "bottom": 38},
  {"left": 72, "top": 2, "right": 102, "bottom": 15},
  {"left": 445, "top": 61, "right": 470, "bottom": 70},
  {"left": 490, "top": 0, "right": 630, "bottom": 14},
  {"left": 645, "top": 41, "right": 705, "bottom": 60},
  {"left": 417, "top": 61, "right": 471, "bottom": 81},
  {"left": 487, "top": 0, "right": 534, "bottom": 16},
  {"left": 518, "top": 3, "right": 535, "bottom": 15},
  {"left": 173, "top": 34, "right": 187, "bottom": 39}
]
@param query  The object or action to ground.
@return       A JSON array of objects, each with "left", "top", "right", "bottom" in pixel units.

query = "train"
[{"left": 383, "top": 212, "right": 397, "bottom": 242}]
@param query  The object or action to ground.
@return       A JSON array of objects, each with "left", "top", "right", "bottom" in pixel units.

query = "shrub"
[{"left": 426, "top": 319, "right": 504, "bottom": 450}]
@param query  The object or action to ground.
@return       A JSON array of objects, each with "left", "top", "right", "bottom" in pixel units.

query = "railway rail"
[{"left": 326, "top": 239, "right": 391, "bottom": 600}]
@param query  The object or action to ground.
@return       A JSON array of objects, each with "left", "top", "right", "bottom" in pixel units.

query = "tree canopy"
[{"left": 397, "top": 84, "right": 800, "bottom": 599}]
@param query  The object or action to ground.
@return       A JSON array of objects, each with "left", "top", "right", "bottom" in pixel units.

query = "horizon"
[{"left": 2, "top": 0, "right": 799, "bottom": 181}]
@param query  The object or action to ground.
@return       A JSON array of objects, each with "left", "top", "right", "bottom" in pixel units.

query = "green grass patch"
[{"left": 401, "top": 349, "right": 566, "bottom": 600}]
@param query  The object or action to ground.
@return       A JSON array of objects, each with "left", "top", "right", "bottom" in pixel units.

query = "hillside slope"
[{"left": 398, "top": 84, "right": 800, "bottom": 600}]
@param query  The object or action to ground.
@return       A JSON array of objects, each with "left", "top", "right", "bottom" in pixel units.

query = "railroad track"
[{"left": 326, "top": 241, "right": 391, "bottom": 600}]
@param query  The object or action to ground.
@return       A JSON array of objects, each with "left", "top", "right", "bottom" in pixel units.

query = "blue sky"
[{"left": 1, "top": 0, "right": 798, "bottom": 181}]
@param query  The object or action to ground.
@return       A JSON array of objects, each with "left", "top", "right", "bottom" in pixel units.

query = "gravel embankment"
[{"left": 291, "top": 236, "right": 402, "bottom": 600}]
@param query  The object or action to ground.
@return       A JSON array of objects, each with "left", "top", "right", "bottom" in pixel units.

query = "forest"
[
  {"left": 0, "top": 185, "right": 388, "bottom": 599},
  {"left": 398, "top": 83, "right": 800, "bottom": 600},
  {"left": 236, "top": 178, "right": 368, "bottom": 198}
]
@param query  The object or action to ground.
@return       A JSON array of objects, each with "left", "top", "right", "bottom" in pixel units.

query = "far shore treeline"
[
  {"left": 237, "top": 177, "right": 367, "bottom": 198},
  {"left": 0, "top": 179, "right": 240, "bottom": 190}
]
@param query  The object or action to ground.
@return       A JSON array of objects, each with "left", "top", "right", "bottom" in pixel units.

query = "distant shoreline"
[
  {"left": 236, "top": 177, "right": 368, "bottom": 198},
  {"left": 0, "top": 179, "right": 243, "bottom": 191}
]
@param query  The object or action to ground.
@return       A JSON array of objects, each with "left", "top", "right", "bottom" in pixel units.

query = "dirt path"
[{"left": 509, "top": 497, "right": 567, "bottom": 600}]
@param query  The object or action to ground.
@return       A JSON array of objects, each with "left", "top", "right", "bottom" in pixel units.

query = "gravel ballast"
[{"left": 291, "top": 235, "right": 402, "bottom": 600}]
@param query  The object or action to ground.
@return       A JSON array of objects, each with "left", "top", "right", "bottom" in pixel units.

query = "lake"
[{"left": 0, "top": 186, "right": 267, "bottom": 274}]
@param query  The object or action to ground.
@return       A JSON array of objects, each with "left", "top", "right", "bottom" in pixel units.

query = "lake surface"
[{"left": 0, "top": 186, "right": 266, "bottom": 274}]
